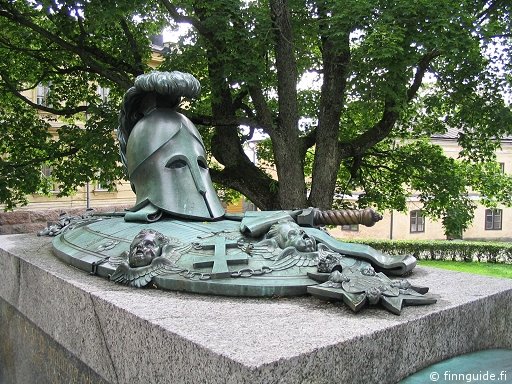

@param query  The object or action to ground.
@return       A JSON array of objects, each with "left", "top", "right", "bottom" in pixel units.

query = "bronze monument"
[{"left": 50, "top": 71, "right": 436, "bottom": 314}]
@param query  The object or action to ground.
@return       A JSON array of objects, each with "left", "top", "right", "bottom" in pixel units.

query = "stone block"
[
  {"left": 29, "top": 210, "right": 60, "bottom": 223},
  {"left": 0, "top": 211, "right": 30, "bottom": 226},
  {"left": 0, "top": 234, "right": 511, "bottom": 384},
  {"left": 0, "top": 206, "right": 132, "bottom": 235},
  {"left": 11, "top": 223, "right": 38, "bottom": 234},
  {"left": 0, "top": 298, "right": 109, "bottom": 384}
]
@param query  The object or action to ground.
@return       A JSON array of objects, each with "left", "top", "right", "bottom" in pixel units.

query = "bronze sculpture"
[
  {"left": 264, "top": 220, "right": 317, "bottom": 252},
  {"left": 50, "top": 71, "right": 436, "bottom": 314},
  {"left": 108, "top": 229, "right": 185, "bottom": 288},
  {"left": 118, "top": 71, "right": 224, "bottom": 221},
  {"left": 126, "top": 229, "right": 169, "bottom": 268}
]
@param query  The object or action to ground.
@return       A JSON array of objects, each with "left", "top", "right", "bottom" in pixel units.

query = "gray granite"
[
  {"left": 0, "top": 297, "right": 109, "bottom": 384},
  {"left": 1, "top": 234, "right": 511, "bottom": 384}
]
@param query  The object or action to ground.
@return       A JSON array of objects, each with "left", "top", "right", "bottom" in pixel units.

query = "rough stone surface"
[
  {"left": 0, "top": 234, "right": 511, "bottom": 384},
  {"left": 0, "top": 297, "right": 109, "bottom": 384},
  {"left": 0, "top": 206, "right": 131, "bottom": 235}
]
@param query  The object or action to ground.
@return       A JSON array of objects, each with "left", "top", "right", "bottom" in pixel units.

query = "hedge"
[{"left": 344, "top": 239, "right": 512, "bottom": 264}]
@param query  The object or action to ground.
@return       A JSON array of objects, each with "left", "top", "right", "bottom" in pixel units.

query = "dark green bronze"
[
  {"left": 52, "top": 213, "right": 418, "bottom": 300},
  {"left": 49, "top": 70, "right": 436, "bottom": 314},
  {"left": 118, "top": 71, "right": 224, "bottom": 221},
  {"left": 308, "top": 269, "right": 435, "bottom": 315}
]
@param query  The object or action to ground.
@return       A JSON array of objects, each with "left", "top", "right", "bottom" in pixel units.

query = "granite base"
[{"left": 1, "top": 234, "right": 511, "bottom": 384}]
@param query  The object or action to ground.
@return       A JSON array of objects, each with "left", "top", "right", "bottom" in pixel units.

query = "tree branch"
[
  {"left": 0, "top": 2, "right": 135, "bottom": 87},
  {"left": 0, "top": 148, "right": 79, "bottom": 171},
  {"left": 209, "top": 167, "right": 280, "bottom": 210},
  {"left": 0, "top": 37, "right": 107, "bottom": 83},
  {"left": 179, "top": 109, "right": 262, "bottom": 130},
  {"left": 160, "top": 0, "right": 200, "bottom": 27},
  {"left": 232, "top": 89, "right": 250, "bottom": 112},
  {"left": 299, "top": 128, "right": 317, "bottom": 155},
  {"left": 476, "top": 0, "right": 502, "bottom": 25},
  {"left": 341, "top": 50, "right": 441, "bottom": 158},
  {"left": 308, "top": 1, "right": 352, "bottom": 208},
  {"left": 407, "top": 49, "right": 441, "bottom": 101},
  {"left": 159, "top": 0, "right": 216, "bottom": 44},
  {"left": 119, "top": 18, "right": 145, "bottom": 75},
  {"left": 248, "top": 85, "right": 274, "bottom": 132},
  {"left": 339, "top": 98, "right": 399, "bottom": 158},
  {"left": 269, "top": 0, "right": 298, "bottom": 134},
  {"left": 0, "top": 70, "right": 88, "bottom": 116}
]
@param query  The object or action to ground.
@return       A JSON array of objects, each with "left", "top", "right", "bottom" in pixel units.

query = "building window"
[
  {"left": 410, "top": 210, "right": 425, "bottom": 233},
  {"left": 94, "top": 172, "right": 112, "bottom": 192},
  {"left": 41, "top": 165, "right": 59, "bottom": 192},
  {"left": 95, "top": 181, "right": 107, "bottom": 191},
  {"left": 36, "top": 83, "right": 50, "bottom": 106},
  {"left": 341, "top": 224, "right": 359, "bottom": 231},
  {"left": 485, "top": 209, "right": 502, "bottom": 230},
  {"left": 94, "top": 180, "right": 111, "bottom": 191},
  {"left": 499, "top": 162, "right": 505, "bottom": 173},
  {"left": 97, "top": 86, "right": 110, "bottom": 102}
]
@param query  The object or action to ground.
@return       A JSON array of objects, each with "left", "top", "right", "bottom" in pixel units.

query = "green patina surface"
[
  {"left": 400, "top": 349, "right": 512, "bottom": 383},
  {"left": 52, "top": 215, "right": 417, "bottom": 297}
]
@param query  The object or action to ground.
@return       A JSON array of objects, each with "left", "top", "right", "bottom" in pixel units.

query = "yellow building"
[
  {"left": 330, "top": 129, "right": 512, "bottom": 241},
  {"left": 1, "top": 38, "right": 252, "bottom": 218},
  {"left": 4, "top": 35, "right": 511, "bottom": 241},
  {"left": 0, "top": 40, "right": 171, "bottom": 213}
]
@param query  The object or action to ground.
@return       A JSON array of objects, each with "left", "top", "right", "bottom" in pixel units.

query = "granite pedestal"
[{"left": 1, "top": 234, "right": 511, "bottom": 384}]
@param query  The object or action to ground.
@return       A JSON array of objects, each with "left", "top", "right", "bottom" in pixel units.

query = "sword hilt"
[{"left": 296, "top": 208, "right": 382, "bottom": 227}]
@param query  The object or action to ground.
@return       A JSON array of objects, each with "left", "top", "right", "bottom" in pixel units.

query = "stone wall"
[
  {"left": 0, "top": 206, "right": 131, "bottom": 235},
  {"left": 1, "top": 234, "right": 512, "bottom": 384},
  {"left": 0, "top": 297, "right": 108, "bottom": 384}
]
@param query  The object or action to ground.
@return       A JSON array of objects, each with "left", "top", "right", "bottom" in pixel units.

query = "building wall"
[
  {"left": 329, "top": 203, "right": 512, "bottom": 242},
  {"left": 20, "top": 182, "right": 136, "bottom": 211},
  {"left": 329, "top": 136, "right": 512, "bottom": 241},
  {"left": 5, "top": 48, "right": 511, "bottom": 241},
  {"left": 0, "top": 48, "right": 167, "bottom": 213}
]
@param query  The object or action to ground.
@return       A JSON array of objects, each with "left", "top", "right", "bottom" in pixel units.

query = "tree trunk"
[
  {"left": 205, "top": 40, "right": 279, "bottom": 210},
  {"left": 309, "top": 18, "right": 351, "bottom": 209},
  {"left": 269, "top": 0, "right": 307, "bottom": 209}
]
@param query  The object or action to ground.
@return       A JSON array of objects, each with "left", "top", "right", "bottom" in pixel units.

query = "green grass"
[{"left": 418, "top": 260, "right": 512, "bottom": 279}]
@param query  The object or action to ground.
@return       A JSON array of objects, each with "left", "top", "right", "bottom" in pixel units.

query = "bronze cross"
[{"left": 192, "top": 236, "right": 248, "bottom": 279}]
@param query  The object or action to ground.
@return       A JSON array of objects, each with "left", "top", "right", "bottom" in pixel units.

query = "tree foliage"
[{"left": 0, "top": 0, "right": 511, "bottom": 235}]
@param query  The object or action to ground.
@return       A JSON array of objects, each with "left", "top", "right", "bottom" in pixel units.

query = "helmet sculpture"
[{"left": 118, "top": 71, "right": 225, "bottom": 220}]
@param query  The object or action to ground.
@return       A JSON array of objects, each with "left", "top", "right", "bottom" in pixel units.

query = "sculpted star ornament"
[{"left": 308, "top": 268, "right": 436, "bottom": 315}]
